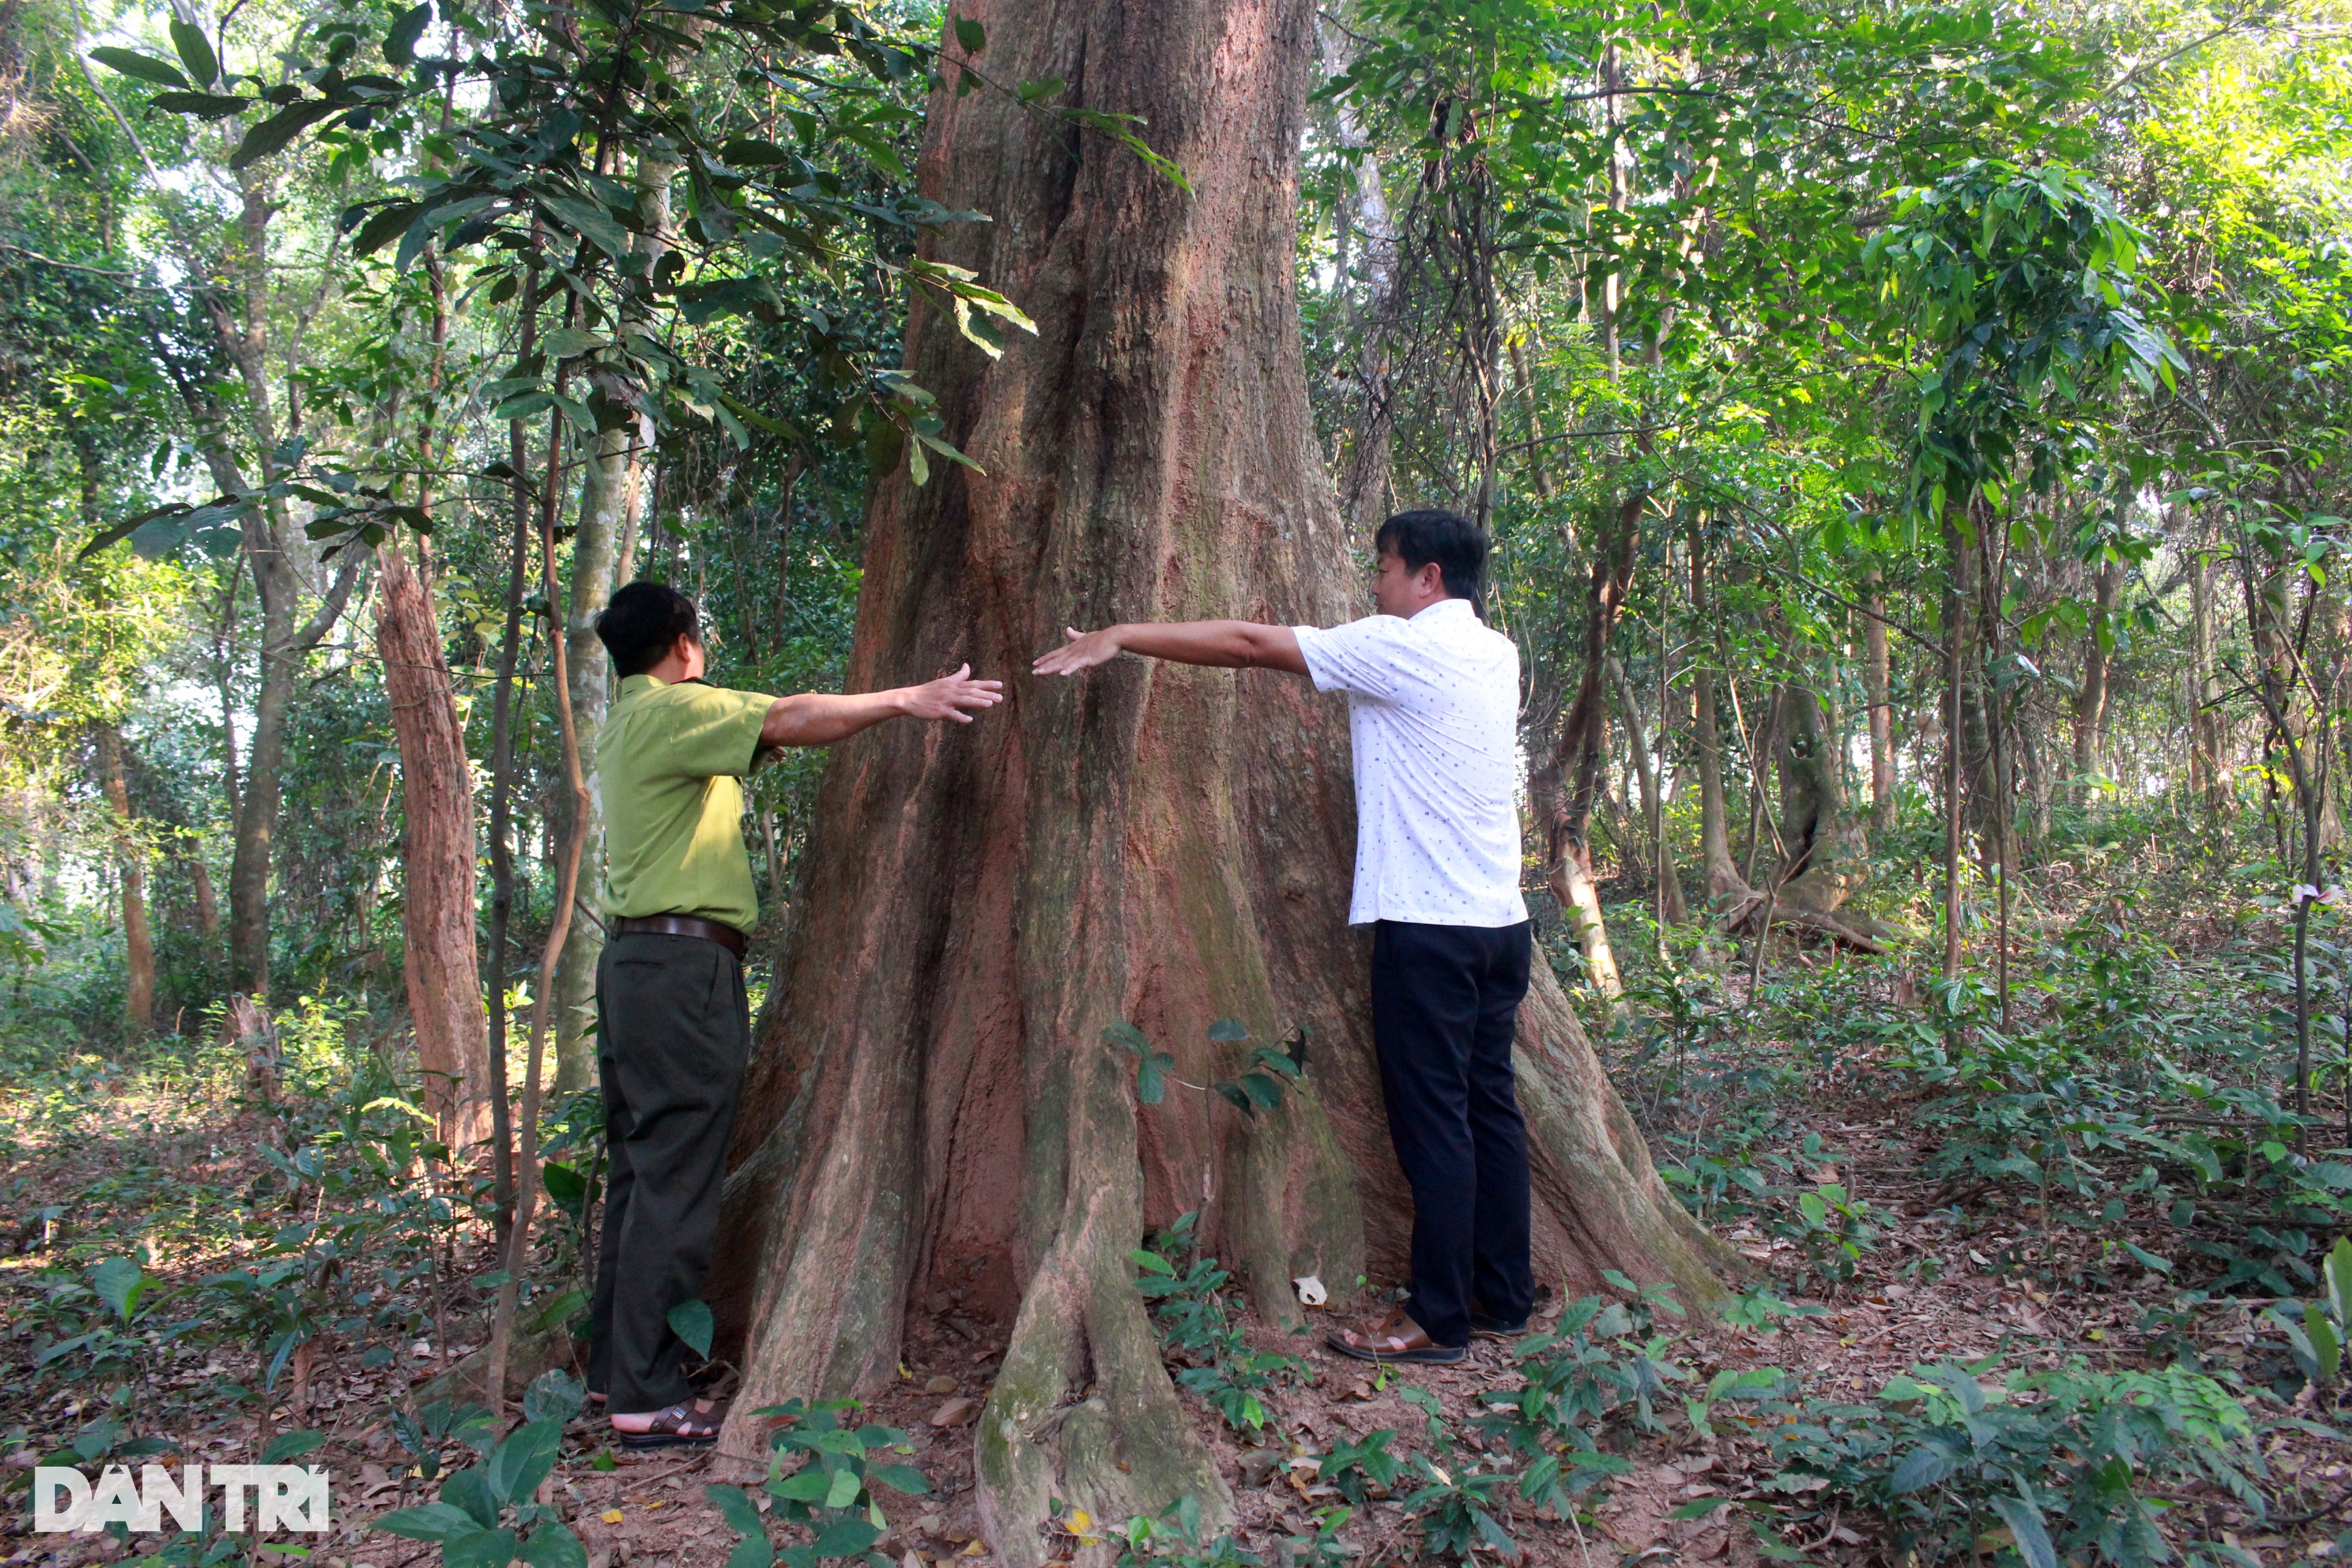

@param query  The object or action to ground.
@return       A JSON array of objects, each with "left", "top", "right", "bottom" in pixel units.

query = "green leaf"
[
  {"left": 534, "top": 1288, "right": 589, "bottom": 1333},
  {"left": 1989, "top": 1496, "right": 2058, "bottom": 1568},
  {"left": 768, "top": 1471, "right": 830, "bottom": 1503},
  {"left": 538, "top": 193, "right": 631, "bottom": 260},
  {"left": 1016, "top": 76, "right": 1064, "bottom": 102},
  {"left": 668, "top": 1298, "right": 715, "bottom": 1358},
  {"left": 444, "top": 1527, "right": 522, "bottom": 1568},
  {"left": 168, "top": 18, "right": 218, "bottom": 87},
  {"left": 2308, "top": 1302, "right": 2342, "bottom": 1382},
  {"left": 486, "top": 1419, "right": 564, "bottom": 1506},
  {"left": 263, "top": 1430, "right": 325, "bottom": 1465},
  {"left": 91, "top": 1256, "right": 145, "bottom": 1322},
  {"left": 1238, "top": 1072, "right": 1284, "bottom": 1111},
  {"left": 822, "top": 1467, "right": 862, "bottom": 1509},
  {"left": 807, "top": 1519, "right": 880, "bottom": 1558},
  {"left": 231, "top": 99, "right": 340, "bottom": 168},
  {"left": 1889, "top": 1446, "right": 1948, "bottom": 1493},
  {"left": 149, "top": 91, "right": 252, "bottom": 116},
  {"left": 2122, "top": 1241, "right": 2172, "bottom": 1274},
  {"left": 522, "top": 1523, "right": 586, "bottom": 1568},
  {"left": 952, "top": 14, "right": 984, "bottom": 52},
  {"left": 1667, "top": 1497, "right": 1731, "bottom": 1520},
  {"left": 1137, "top": 1050, "right": 1171, "bottom": 1107},
  {"left": 351, "top": 201, "right": 424, "bottom": 257},
  {"left": 372, "top": 1503, "right": 485, "bottom": 1543},
  {"left": 1101, "top": 1021, "right": 1149, "bottom": 1056},
  {"left": 441, "top": 1465, "right": 497, "bottom": 1528},
  {"left": 868, "top": 1464, "right": 930, "bottom": 1495},
  {"left": 523, "top": 1368, "right": 586, "bottom": 1424},
  {"left": 88, "top": 48, "right": 189, "bottom": 88},
  {"left": 2327, "top": 1236, "right": 2352, "bottom": 1323},
  {"left": 1207, "top": 1017, "right": 1248, "bottom": 1043},
  {"left": 1213, "top": 1081, "right": 1254, "bottom": 1117},
  {"left": 707, "top": 1485, "right": 768, "bottom": 1539},
  {"left": 383, "top": 2, "right": 431, "bottom": 65},
  {"left": 541, "top": 327, "right": 609, "bottom": 360}
]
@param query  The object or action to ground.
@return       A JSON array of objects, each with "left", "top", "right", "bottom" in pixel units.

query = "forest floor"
[{"left": 0, "top": 966, "right": 2332, "bottom": 1568}]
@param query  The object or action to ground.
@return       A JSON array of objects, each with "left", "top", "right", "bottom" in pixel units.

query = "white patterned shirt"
[{"left": 1292, "top": 598, "right": 1530, "bottom": 928}]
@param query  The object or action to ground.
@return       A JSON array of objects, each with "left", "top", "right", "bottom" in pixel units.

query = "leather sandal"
[
  {"left": 1326, "top": 1308, "right": 1465, "bottom": 1365},
  {"left": 614, "top": 1396, "right": 726, "bottom": 1449}
]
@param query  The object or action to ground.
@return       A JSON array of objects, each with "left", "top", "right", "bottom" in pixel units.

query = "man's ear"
[{"left": 1417, "top": 560, "right": 1448, "bottom": 595}]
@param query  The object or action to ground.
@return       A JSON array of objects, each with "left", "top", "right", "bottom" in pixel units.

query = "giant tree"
[{"left": 703, "top": 0, "right": 1730, "bottom": 1554}]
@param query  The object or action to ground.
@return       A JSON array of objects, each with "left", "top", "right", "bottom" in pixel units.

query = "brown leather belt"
[{"left": 611, "top": 914, "right": 749, "bottom": 959}]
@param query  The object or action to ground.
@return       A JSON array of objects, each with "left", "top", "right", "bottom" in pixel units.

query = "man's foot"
[
  {"left": 611, "top": 1396, "right": 725, "bottom": 1449},
  {"left": 1326, "top": 1308, "right": 1466, "bottom": 1365}
]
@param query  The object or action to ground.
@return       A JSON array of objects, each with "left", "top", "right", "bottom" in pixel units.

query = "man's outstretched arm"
[
  {"left": 760, "top": 663, "right": 1003, "bottom": 749},
  {"left": 1032, "top": 622, "right": 1309, "bottom": 678}
]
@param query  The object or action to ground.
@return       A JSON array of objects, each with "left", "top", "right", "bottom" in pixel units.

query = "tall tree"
[{"left": 705, "top": 0, "right": 1729, "bottom": 1553}]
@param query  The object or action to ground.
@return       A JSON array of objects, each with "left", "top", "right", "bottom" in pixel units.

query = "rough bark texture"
[
  {"left": 707, "top": 1, "right": 1729, "bottom": 1552},
  {"left": 97, "top": 723, "right": 153, "bottom": 1039},
  {"left": 1770, "top": 682, "right": 1868, "bottom": 914},
  {"left": 377, "top": 551, "right": 493, "bottom": 1148}
]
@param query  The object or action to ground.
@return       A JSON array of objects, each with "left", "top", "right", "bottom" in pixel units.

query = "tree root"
[{"left": 1718, "top": 891, "right": 1890, "bottom": 954}]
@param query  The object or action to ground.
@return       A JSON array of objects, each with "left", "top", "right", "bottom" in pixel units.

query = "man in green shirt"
[{"left": 587, "top": 581, "right": 1002, "bottom": 1447}]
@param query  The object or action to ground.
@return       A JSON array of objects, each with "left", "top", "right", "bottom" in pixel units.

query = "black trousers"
[
  {"left": 1370, "top": 918, "right": 1536, "bottom": 1348},
  {"left": 587, "top": 931, "right": 751, "bottom": 1412}
]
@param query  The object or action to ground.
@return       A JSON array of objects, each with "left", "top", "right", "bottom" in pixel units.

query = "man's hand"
[
  {"left": 1034, "top": 621, "right": 1307, "bottom": 677},
  {"left": 1032, "top": 626, "right": 1126, "bottom": 677},
  {"left": 901, "top": 663, "right": 1005, "bottom": 722}
]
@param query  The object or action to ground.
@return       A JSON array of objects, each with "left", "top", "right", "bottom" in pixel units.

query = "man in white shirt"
[{"left": 1033, "top": 509, "right": 1534, "bottom": 1365}]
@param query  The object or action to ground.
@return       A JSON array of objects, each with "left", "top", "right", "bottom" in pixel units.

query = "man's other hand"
[
  {"left": 1033, "top": 627, "right": 1125, "bottom": 677},
  {"left": 905, "top": 663, "right": 1004, "bottom": 722}
]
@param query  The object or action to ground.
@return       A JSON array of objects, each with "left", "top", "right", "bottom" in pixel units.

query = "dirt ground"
[{"left": 0, "top": 1082, "right": 2323, "bottom": 1567}]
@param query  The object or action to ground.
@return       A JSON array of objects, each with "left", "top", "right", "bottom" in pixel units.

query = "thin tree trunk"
[
  {"left": 377, "top": 551, "right": 493, "bottom": 1149},
  {"left": 485, "top": 403, "right": 595, "bottom": 1416},
  {"left": 1691, "top": 528, "right": 1740, "bottom": 904},
  {"left": 2191, "top": 512, "right": 2229, "bottom": 815},
  {"left": 1863, "top": 568, "right": 1893, "bottom": 831},
  {"left": 96, "top": 723, "right": 153, "bottom": 1040},
  {"left": 1609, "top": 655, "right": 1686, "bottom": 923},
  {"left": 1942, "top": 514, "right": 1966, "bottom": 983},
  {"left": 2075, "top": 548, "right": 2122, "bottom": 787},
  {"left": 706, "top": 7, "right": 1731, "bottom": 1550},
  {"left": 551, "top": 402, "right": 627, "bottom": 1097}
]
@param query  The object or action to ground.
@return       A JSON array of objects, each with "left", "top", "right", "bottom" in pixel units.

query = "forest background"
[{"left": 2, "top": 0, "right": 2351, "bottom": 1561}]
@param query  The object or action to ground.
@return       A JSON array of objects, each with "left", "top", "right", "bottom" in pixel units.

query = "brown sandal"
[
  {"left": 1326, "top": 1308, "right": 1465, "bottom": 1365},
  {"left": 615, "top": 1396, "right": 726, "bottom": 1449}
]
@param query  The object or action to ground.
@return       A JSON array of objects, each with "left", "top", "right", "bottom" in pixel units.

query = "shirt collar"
[
  {"left": 619, "top": 674, "right": 667, "bottom": 694},
  {"left": 1408, "top": 597, "right": 1476, "bottom": 623}
]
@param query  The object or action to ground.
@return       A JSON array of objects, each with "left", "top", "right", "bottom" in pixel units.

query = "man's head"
[
  {"left": 1371, "top": 508, "right": 1487, "bottom": 619},
  {"left": 598, "top": 581, "right": 706, "bottom": 679}
]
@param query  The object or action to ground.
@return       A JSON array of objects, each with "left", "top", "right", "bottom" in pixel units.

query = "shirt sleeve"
[
  {"left": 651, "top": 685, "right": 778, "bottom": 779},
  {"left": 1292, "top": 616, "right": 1409, "bottom": 702}
]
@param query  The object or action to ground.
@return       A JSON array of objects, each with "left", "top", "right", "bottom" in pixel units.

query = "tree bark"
[
  {"left": 1863, "top": 569, "right": 1893, "bottom": 832},
  {"left": 1771, "top": 681, "right": 1868, "bottom": 914},
  {"left": 1690, "top": 529, "right": 1740, "bottom": 904},
  {"left": 2191, "top": 511, "right": 2230, "bottom": 815},
  {"left": 96, "top": 723, "right": 154, "bottom": 1039},
  {"left": 2075, "top": 548, "right": 2121, "bottom": 787},
  {"left": 707, "top": 2, "right": 1730, "bottom": 1550},
  {"left": 552, "top": 411, "right": 626, "bottom": 1096},
  {"left": 376, "top": 551, "right": 493, "bottom": 1149},
  {"left": 1608, "top": 656, "right": 1686, "bottom": 924},
  {"left": 1544, "top": 491, "right": 1640, "bottom": 985}
]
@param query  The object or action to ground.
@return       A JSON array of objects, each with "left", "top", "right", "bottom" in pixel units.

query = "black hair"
[
  {"left": 596, "top": 581, "right": 702, "bottom": 677},
  {"left": 1373, "top": 508, "right": 1488, "bottom": 604}
]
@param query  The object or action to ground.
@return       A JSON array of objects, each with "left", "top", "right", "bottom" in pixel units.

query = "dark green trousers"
[{"left": 587, "top": 931, "right": 750, "bottom": 1412}]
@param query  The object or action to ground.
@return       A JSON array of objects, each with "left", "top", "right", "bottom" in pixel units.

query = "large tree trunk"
[
  {"left": 96, "top": 723, "right": 154, "bottom": 1039},
  {"left": 377, "top": 551, "right": 493, "bottom": 1149},
  {"left": 1543, "top": 492, "right": 1639, "bottom": 987},
  {"left": 708, "top": 1, "right": 1729, "bottom": 1551},
  {"left": 1771, "top": 681, "right": 1868, "bottom": 914}
]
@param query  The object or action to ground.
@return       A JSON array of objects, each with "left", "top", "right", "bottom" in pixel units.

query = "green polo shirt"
[{"left": 599, "top": 674, "right": 778, "bottom": 934}]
